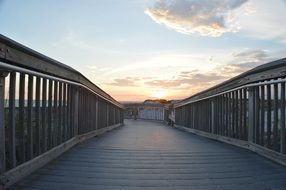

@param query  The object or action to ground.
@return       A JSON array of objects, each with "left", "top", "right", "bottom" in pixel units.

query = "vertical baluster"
[
  {"left": 35, "top": 77, "right": 41, "bottom": 156},
  {"left": 0, "top": 72, "right": 7, "bottom": 173},
  {"left": 239, "top": 89, "right": 243, "bottom": 139},
  {"left": 53, "top": 81, "right": 58, "bottom": 146},
  {"left": 92, "top": 95, "right": 95, "bottom": 130},
  {"left": 204, "top": 102, "right": 207, "bottom": 132},
  {"left": 281, "top": 82, "right": 285, "bottom": 153},
  {"left": 222, "top": 94, "right": 225, "bottom": 136},
  {"left": 260, "top": 85, "right": 265, "bottom": 146},
  {"left": 27, "top": 75, "right": 33, "bottom": 160},
  {"left": 191, "top": 104, "right": 194, "bottom": 129},
  {"left": 70, "top": 86, "right": 74, "bottom": 137},
  {"left": 211, "top": 97, "right": 218, "bottom": 134},
  {"left": 73, "top": 87, "right": 79, "bottom": 137},
  {"left": 58, "top": 82, "right": 62, "bottom": 144},
  {"left": 80, "top": 89, "right": 83, "bottom": 134},
  {"left": 231, "top": 91, "right": 235, "bottom": 137},
  {"left": 248, "top": 87, "right": 255, "bottom": 142},
  {"left": 189, "top": 104, "right": 193, "bottom": 128},
  {"left": 85, "top": 90, "right": 88, "bottom": 133},
  {"left": 62, "top": 83, "right": 67, "bottom": 141},
  {"left": 48, "top": 80, "right": 53, "bottom": 150},
  {"left": 273, "top": 83, "right": 278, "bottom": 150},
  {"left": 202, "top": 102, "right": 204, "bottom": 131},
  {"left": 8, "top": 72, "right": 16, "bottom": 168},
  {"left": 42, "top": 78, "right": 47, "bottom": 152},
  {"left": 95, "top": 96, "right": 98, "bottom": 131},
  {"left": 211, "top": 99, "right": 215, "bottom": 134},
  {"left": 224, "top": 94, "right": 228, "bottom": 136},
  {"left": 196, "top": 105, "right": 198, "bottom": 129},
  {"left": 255, "top": 86, "right": 260, "bottom": 144},
  {"left": 78, "top": 89, "right": 81, "bottom": 134},
  {"left": 106, "top": 101, "right": 108, "bottom": 127},
  {"left": 225, "top": 93, "right": 229, "bottom": 137},
  {"left": 67, "top": 84, "right": 71, "bottom": 139},
  {"left": 206, "top": 102, "right": 208, "bottom": 132},
  {"left": 266, "top": 84, "right": 271, "bottom": 147},
  {"left": 243, "top": 89, "right": 247, "bottom": 140},
  {"left": 83, "top": 90, "right": 86, "bottom": 133},
  {"left": 235, "top": 91, "right": 239, "bottom": 138},
  {"left": 220, "top": 96, "right": 223, "bottom": 135},
  {"left": 104, "top": 100, "right": 107, "bottom": 128},
  {"left": 87, "top": 92, "right": 90, "bottom": 132},
  {"left": 199, "top": 103, "right": 202, "bottom": 130},
  {"left": 98, "top": 98, "right": 101, "bottom": 129},
  {"left": 87, "top": 92, "right": 89, "bottom": 132},
  {"left": 218, "top": 96, "right": 221, "bottom": 135},
  {"left": 113, "top": 107, "right": 116, "bottom": 127},
  {"left": 18, "top": 73, "right": 25, "bottom": 163},
  {"left": 232, "top": 92, "right": 235, "bottom": 137}
]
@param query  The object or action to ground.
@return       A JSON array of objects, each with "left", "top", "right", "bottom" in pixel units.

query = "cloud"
[
  {"left": 145, "top": 0, "right": 248, "bottom": 37},
  {"left": 235, "top": 0, "right": 286, "bottom": 43},
  {"left": 144, "top": 49, "right": 272, "bottom": 90},
  {"left": 145, "top": 71, "right": 226, "bottom": 89},
  {"left": 231, "top": 49, "right": 271, "bottom": 68},
  {"left": 87, "top": 65, "right": 98, "bottom": 70},
  {"left": 107, "top": 77, "right": 140, "bottom": 87},
  {"left": 103, "top": 48, "right": 283, "bottom": 101}
]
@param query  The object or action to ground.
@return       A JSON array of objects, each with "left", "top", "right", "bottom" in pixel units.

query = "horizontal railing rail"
[
  {"left": 174, "top": 58, "right": 286, "bottom": 164},
  {"left": 0, "top": 35, "right": 124, "bottom": 188}
]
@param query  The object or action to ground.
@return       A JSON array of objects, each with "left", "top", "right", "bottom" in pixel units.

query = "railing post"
[
  {"left": 73, "top": 87, "right": 79, "bottom": 136},
  {"left": 248, "top": 87, "right": 255, "bottom": 142},
  {"left": 211, "top": 100, "right": 215, "bottom": 134},
  {"left": 281, "top": 82, "right": 285, "bottom": 154},
  {"left": 106, "top": 103, "right": 109, "bottom": 127},
  {"left": 0, "top": 71, "right": 8, "bottom": 174},
  {"left": 95, "top": 96, "right": 98, "bottom": 131}
]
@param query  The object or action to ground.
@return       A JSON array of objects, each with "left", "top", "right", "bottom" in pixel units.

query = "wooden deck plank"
[{"left": 11, "top": 120, "right": 286, "bottom": 190}]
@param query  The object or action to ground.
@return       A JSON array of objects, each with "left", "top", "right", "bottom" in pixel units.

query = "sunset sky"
[{"left": 0, "top": 0, "right": 285, "bottom": 101}]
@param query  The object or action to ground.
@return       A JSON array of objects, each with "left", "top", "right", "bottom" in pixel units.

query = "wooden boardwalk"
[{"left": 12, "top": 120, "right": 286, "bottom": 190}]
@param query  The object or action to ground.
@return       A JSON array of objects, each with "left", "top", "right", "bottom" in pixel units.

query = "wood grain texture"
[{"left": 1, "top": 123, "right": 122, "bottom": 188}]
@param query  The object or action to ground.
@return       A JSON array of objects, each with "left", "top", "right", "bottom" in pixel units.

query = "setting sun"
[{"left": 151, "top": 89, "right": 167, "bottom": 99}]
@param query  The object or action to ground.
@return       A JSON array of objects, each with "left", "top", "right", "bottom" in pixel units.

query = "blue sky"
[{"left": 0, "top": 0, "right": 285, "bottom": 101}]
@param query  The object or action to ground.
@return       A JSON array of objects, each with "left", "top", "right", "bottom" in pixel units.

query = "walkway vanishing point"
[{"left": 1, "top": 36, "right": 286, "bottom": 190}]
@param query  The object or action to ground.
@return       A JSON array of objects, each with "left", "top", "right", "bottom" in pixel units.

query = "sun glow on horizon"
[{"left": 151, "top": 89, "right": 167, "bottom": 99}]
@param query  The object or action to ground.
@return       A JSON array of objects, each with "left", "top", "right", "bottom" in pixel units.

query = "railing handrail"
[
  {"left": 0, "top": 34, "right": 123, "bottom": 109},
  {"left": 175, "top": 76, "right": 286, "bottom": 108},
  {"left": 0, "top": 61, "right": 124, "bottom": 108},
  {"left": 175, "top": 58, "right": 286, "bottom": 108}
]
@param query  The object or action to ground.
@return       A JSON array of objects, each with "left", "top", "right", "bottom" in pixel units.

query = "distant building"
[{"left": 123, "top": 99, "right": 176, "bottom": 121}]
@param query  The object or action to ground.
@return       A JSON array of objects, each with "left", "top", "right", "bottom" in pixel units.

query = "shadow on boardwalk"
[{"left": 12, "top": 120, "right": 286, "bottom": 190}]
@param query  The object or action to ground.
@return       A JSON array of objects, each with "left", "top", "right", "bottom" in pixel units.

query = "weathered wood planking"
[{"left": 10, "top": 120, "right": 286, "bottom": 190}]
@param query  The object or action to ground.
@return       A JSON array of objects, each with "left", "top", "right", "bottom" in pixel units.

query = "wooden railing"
[
  {"left": 0, "top": 35, "right": 124, "bottom": 188},
  {"left": 174, "top": 58, "right": 286, "bottom": 165}
]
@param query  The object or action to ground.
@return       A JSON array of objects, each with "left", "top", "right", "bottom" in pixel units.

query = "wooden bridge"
[{"left": 0, "top": 35, "right": 286, "bottom": 189}]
